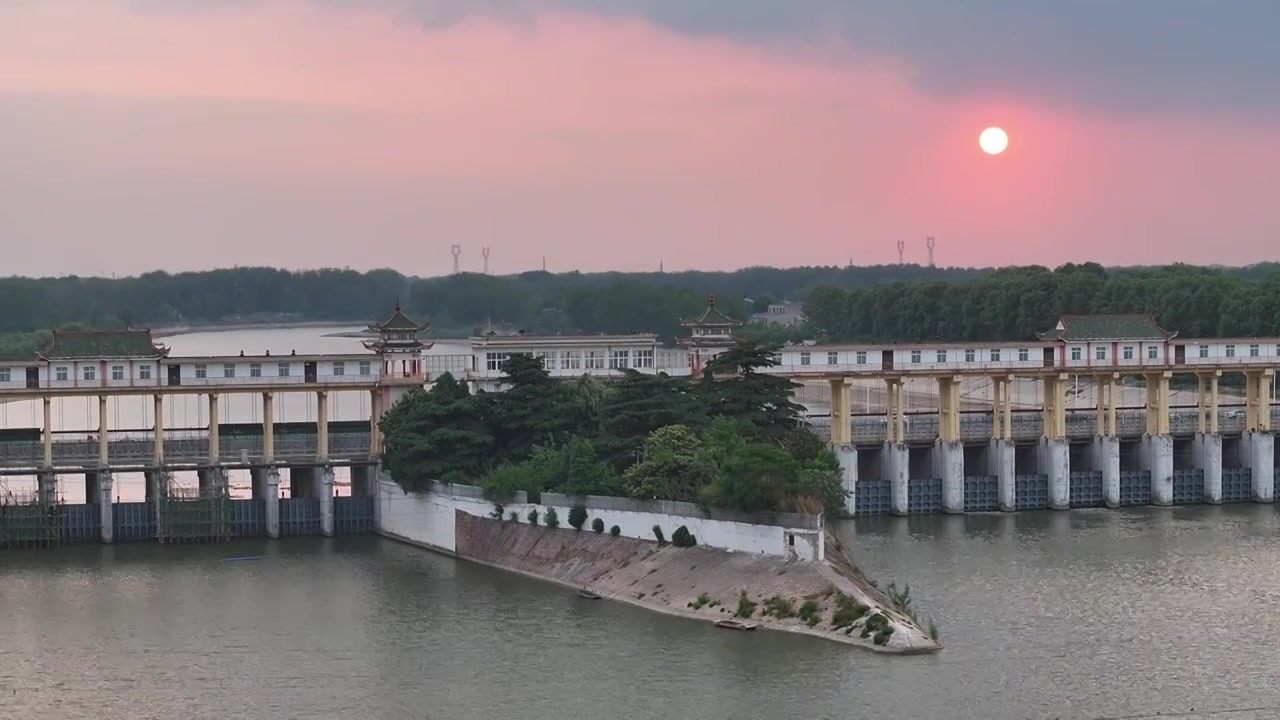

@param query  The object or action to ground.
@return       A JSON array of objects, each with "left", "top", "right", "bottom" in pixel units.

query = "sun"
[{"left": 979, "top": 127, "right": 1008, "bottom": 155}]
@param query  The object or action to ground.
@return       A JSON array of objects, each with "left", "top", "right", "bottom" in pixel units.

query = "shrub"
[
  {"left": 609, "top": 525, "right": 621, "bottom": 537},
  {"left": 652, "top": 525, "right": 667, "bottom": 546},
  {"left": 735, "top": 592, "right": 758, "bottom": 619},
  {"left": 798, "top": 599, "right": 821, "bottom": 627},
  {"left": 544, "top": 507, "right": 560, "bottom": 528},
  {"left": 830, "top": 592, "right": 870, "bottom": 630},
  {"left": 763, "top": 595, "right": 795, "bottom": 619},
  {"left": 527, "top": 508, "right": 540, "bottom": 525},
  {"left": 568, "top": 505, "right": 588, "bottom": 531},
  {"left": 928, "top": 620, "right": 940, "bottom": 641},
  {"left": 508, "top": 511, "right": 518, "bottom": 522},
  {"left": 592, "top": 518, "right": 605, "bottom": 533},
  {"left": 860, "top": 613, "right": 889, "bottom": 639},
  {"left": 689, "top": 592, "right": 713, "bottom": 610},
  {"left": 887, "top": 582, "right": 913, "bottom": 615},
  {"left": 490, "top": 503, "right": 504, "bottom": 519},
  {"left": 873, "top": 626, "right": 896, "bottom": 646},
  {"left": 671, "top": 525, "right": 696, "bottom": 548}
]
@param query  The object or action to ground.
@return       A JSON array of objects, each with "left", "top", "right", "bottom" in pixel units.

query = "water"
[{"left": 5, "top": 508, "right": 1280, "bottom": 719}]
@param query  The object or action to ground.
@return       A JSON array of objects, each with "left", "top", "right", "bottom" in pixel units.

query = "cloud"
[{"left": 175, "top": 0, "right": 1276, "bottom": 116}]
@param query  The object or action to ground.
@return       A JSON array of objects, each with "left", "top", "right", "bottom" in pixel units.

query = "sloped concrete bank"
[{"left": 443, "top": 512, "right": 939, "bottom": 654}]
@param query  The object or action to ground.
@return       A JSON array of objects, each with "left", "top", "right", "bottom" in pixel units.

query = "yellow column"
[
  {"left": 937, "top": 376, "right": 961, "bottom": 442},
  {"left": 1263, "top": 370, "right": 1274, "bottom": 432},
  {"left": 1195, "top": 373, "right": 1207, "bottom": 434},
  {"left": 1245, "top": 369, "right": 1274, "bottom": 432},
  {"left": 208, "top": 393, "right": 220, "bottom": 462},
  {"left": 153, "top": 394, "right": 164, "bottom": 464},
  {"left": 1144, "top": 371, "right": 1171, "bottom": 436},
  {"left": 42, "top": 396, "right": 53, "bottom": 467},
  {"left": 98, "top": 395, "right": 109, "bottom": 466},
  {"left": 992, "top": 377, "right": 1004, "bottom": 440},
  {"left": 1209, "top": 371, "right": 1220, "bottom": 434},
  {"left": 370, "top": 388, "right": 383, "bottom": 455},
  {"left": 317, "top": 390, "right": 330, "bottom": 459},
  {"left": 1042, "top": 374, "right": 1067, "bottom": 439},
  {"left": 262, "top": 392, "right": 275, "bottom": 463},
  {"left": 1003, "top": 377, "right": 1013, "bottom": 441}
]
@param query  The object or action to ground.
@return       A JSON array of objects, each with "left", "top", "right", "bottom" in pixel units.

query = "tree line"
[
  {"left": 1, "top": 261, "right": 1277, "bottom": 344},
  {"left": 379, "top": 344, "right": 847, "bottom": 515}
]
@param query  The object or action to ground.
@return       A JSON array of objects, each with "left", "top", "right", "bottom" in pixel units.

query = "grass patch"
[
  {"left": 797, "top": 599, "right": 821, "bottom": 627},
  {"left": 735, "top": 592, "right": 758, "bottom": 619},
  {"left": 689, "top": 592, "right": 713, "bottom": 610},
  {"left": 762, "top": 595, "right": 795, "bottom": 620},
  {"left": 830, "top": 591, "right": 870, "bottom": 631}
]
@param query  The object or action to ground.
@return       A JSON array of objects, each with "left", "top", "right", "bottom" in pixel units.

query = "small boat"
[
  {"left": 715, "top": 620, "right": 758, "bottom": 631},
  {"left": 577, "top": 589, "right": 602, "bottom": 599}
]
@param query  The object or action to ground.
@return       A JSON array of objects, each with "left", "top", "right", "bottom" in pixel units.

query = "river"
[{"left": 4, "top": 327, "right": 1280, "bottom": 719}]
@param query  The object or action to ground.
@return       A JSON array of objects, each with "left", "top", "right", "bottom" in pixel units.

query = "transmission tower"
[
  {"left": 450, "top": 244, "right": 461, "bottom": 274},
  {"left": 481, "top": 246, "right": 490, "bottom": 274},
  {"left": 926, "top": 236, "right": 936, "bottom": 267},
  {"left": 896, "top": 240, "right": 905, "bottom": 265}
]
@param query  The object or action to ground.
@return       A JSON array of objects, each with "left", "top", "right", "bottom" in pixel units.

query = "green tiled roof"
[
  {"left": 680, "top": 294, "right": 742, "bottom": 328},
  {"left": 39, "top": 330, "right": 169, "bottom": 359},
  {"left": 371, "top": 303, "right": 427, "bottom": 332},
  {"left": 1038, "top": 314, "right": 1176, "bottom": 342}
]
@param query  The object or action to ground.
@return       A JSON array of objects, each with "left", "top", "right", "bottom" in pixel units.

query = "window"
[
  {"left": 83, "top": 366, "right": 96, "bottom": 381},
  {"left": 936, "top": 350, "right": 947, "bottom": 363},
  {"left": 964, "top": 349, "right": 975, "bottom": 362},
  {"left": 562, "top": 351, "right": 582, "bottom": 370},
  {"left": 1123, "top": 346, "right": 1134, "bottom": 360},
  {"left": 55, "top": 366, "right": 68, "bottom": 382},
  {"left": 608, "top": 350, "right": 629, "bottom": 369},
  {"left": 359, "top": 361, "right": 372, "bottom": 376},
  {"left": 1249, "top": 344, "right": 1259, "bottom": 357},
  {"left": 910, "top": 350, "right": 922, "bottom": 364},
  {"left": 827, "top": 351, "right": 838, "bottom": 365},
  {"left": 1017, "top": 349, "right": 1028, "bottom": 362},
  {"left": 249, "top": 363, "right": 262, "bottom": 378},
  {"left": 1147, "top": 345, "right": 1158, "bottom": 360},
  {"left": 139, "top": 365, "right": 152, "bottom": 380},
  {"left": 534, "top": 351, "right": 553, "bottom": 369},
  {"left": 633, "top": 349, "right": 654, "bottom": 369},
  {"left": 990, "top": 349, "right": 1001, "bottom": 362},
  {"left": 584, "top": 351, "right": 604, "bottom": 370},
  {"left": 485, "top": 352, "right": 509, "bottom": 371},
  {"left": 1275, "top": 344, "right": 1280, "bottom": 356},
  {"left": 855, "top": 351, "right": 867, "bottom": 365},
  {"left": 1226, "top": 344, "right": 1235, "bottom": 358},
  {"left": 1071, "top": 347, "right": 1082, "bottom": 361},
  {"left": 1095, "top": 346, "right": 1107, "bottom": 360},
  {"left": 0, "top": 368, "right": 9, "bottom": 383},
  {"left": 769, "top": 352, "right": 782, "bottom": 365},
  {"left": 332, "top": 361, "right": 344, "bottom": 377},
  {"left": 1199, "top": 345, "right": 1209, "bottom": 358},
  {"left": 112, "top": 365, "right": 124, "bottom": 380},
  {"left": 277, "top": 363, "right": 290, "bottom": 377},
  {"left": 195, "top": 364, "right": 207, "bottom": 379},
  {"left": 800, "top": 352, "right": 811, "bottom": 366},
  {"left": 223, "top": 363, "right": 236, "bottom": 378}
]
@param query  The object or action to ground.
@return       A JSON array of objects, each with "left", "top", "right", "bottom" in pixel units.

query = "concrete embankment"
[{"left": 446, "top": 512, "right": 939, "bottom": 654}]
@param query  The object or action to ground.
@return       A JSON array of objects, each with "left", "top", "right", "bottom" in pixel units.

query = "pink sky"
[{"left": 1, "top": 0, "right": 1276, "bottom": 278}]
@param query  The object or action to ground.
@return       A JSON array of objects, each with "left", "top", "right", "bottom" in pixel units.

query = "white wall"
[{"left": 377, "top": 481, "right": 824, "bottom": 561}]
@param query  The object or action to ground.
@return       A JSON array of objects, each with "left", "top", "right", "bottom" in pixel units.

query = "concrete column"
[
  {"left": 834, "top": 445, "right": 857, "bottom": 517},
  {"left": 98, "top": 395, "right": 109, "bottom": 466},
  {"left": 1140, "top": 434, "right": 1174, "bottom": 506},
  {"left": 1208, "top": 372, "right": 1221, "bottom": 434},
  {"left": 1246, "top": 431, "right": 1275, "bottom": 502},
  {"left": 933, "top": 439, "right": 964, "bottom": 514},
  {"left": 1042, "top": 374, "right": 1068, "bottom": 440},
  {"left": 145, "top": 470, "right": 165, "bottom": 502},
  {"left": 262, "top": 392, "right": 275, "bottom": 463},
  {"left": 988, "top": 438, "right": 1015, "bottom": 511},
  {"left": 42, "top": 396, "right": 53, "bottom": 467},
  {"left": 991, "top": 378, "right": 1005, "bottom": 441},
  {"left": 208, "top": 393, "right": 220, "bottom": 462},
  {"left": 318, "top": 466, "right": 335, "bottom": 537},
  {"left": 252, "top": 467, "right": 281, "bottom": 538},
  {"left": 373, "top": 465, "right": 388, "bottom": 531},
  {"left": 317, "top": 390, "right": 330, "bottom": 460},
  {"left": 98, "top": 472, "right": 114, "bottom": 544},
  {"left": 1192, "top": 432, "right": 1223, "bottom": 504},
  {"left": 1092, "top": 436, "right": 1121, "bottom": 508},
  {"left": 153, "top": 394, "right": 164, "bottom": 465},
  {"left": 882, "top": 442, "right": 908, "bottom": 515},
  {"left": 37, "top": 471, "right": 57, "bottom": 504},
  {"left": 370, "top": 389, "right": 384, "bottom": 455},
  {"left": 885, "top": 379, "right": 905, "bottom": 445},
  {"left": 1038, "top": 437, "right": 1070, "bottom": 510}
]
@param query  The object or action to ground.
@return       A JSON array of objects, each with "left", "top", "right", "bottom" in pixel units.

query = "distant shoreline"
[{"left": 152, "top": 320, "right": 365, "bottom": 339}]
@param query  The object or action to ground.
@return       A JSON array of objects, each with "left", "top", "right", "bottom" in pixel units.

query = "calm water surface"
[{"left": 5, "top": 506, "right": 1280, "bottom": 719}]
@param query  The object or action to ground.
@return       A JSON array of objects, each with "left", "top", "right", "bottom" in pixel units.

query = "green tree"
[
  {"left": 380, "top": 375, "right": 495, "bottom": 491},
  {"left": 598, "top": 370, "right": 703, "bottom": 467},
  {"left": 622, "top": 425, "right": 717, "bottom": 503},
  {"left": 702, "top": 341, "right": 805, "bottom": 438}
]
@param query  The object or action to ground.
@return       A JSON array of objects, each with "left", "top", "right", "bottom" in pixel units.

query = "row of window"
[
  {"left": 26, "top": 361, "right": 373, "bottom": 383},
  {"left": 1201, "top": 343, "right": 1280, "bottom": 359},
  {"left": 795, "top": 348, "right": 1036, "bottom": 366},
  {"left": 1070, "top": 345, "right": 1160, "bottom": 361},
  {"left": 485, "top": 350, "right": 656, "bottom": 372}
]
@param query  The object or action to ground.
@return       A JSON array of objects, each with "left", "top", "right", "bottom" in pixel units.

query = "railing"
[
  {"left": 0, "top": 432, "right": 373, "bottom": 468},
  {"left": 808, "top": 408, "right": 1280, "bottom": 443},
  {"left": 0, "top": 374, "right": 381, "bottom": 394}
]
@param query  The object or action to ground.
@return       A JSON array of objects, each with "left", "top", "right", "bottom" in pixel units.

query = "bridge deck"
[{"left": 0, "top": 432, "right": 373, "bottom": 472}]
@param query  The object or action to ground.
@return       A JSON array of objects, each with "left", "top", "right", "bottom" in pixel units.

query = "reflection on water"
[{"left": 4, "top": 508, "right": 1280, "bottom": 718}]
